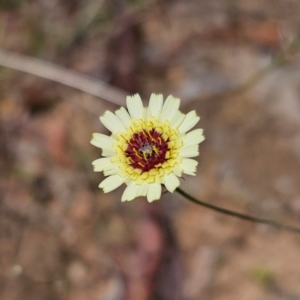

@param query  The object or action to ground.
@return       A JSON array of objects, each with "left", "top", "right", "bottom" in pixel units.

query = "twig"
[{"left": 0, "top": 49, "right": 126, "bottom": 106}]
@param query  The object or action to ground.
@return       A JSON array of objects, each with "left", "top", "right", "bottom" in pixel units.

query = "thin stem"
[{"left": 176, "top": 188, "right": 300, "bottom": 234}]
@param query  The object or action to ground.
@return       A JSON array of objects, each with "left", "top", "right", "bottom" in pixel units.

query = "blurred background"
[{"left": 1, "top": 0, "right": 300, "bottom": 299}]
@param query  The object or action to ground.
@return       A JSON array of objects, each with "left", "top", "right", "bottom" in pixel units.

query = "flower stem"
[{"left": 176, "top": 188, "right": 300, "bottom": 234}]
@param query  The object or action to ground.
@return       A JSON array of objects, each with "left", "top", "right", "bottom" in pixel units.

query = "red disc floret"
[{"left": 125, "top": 129, "right": 169, "bottom": 172}]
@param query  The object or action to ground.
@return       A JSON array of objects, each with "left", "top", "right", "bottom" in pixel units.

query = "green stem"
[{"left": 176, "top": 188, "right": 300, "bottom": 234}]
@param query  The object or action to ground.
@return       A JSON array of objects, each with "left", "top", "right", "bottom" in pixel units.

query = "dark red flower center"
[{"left": 125, "top": 129, "right": 170, "bottom": 172}]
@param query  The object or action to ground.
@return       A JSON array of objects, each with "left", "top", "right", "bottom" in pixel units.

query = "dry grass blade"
[{"left": 0, "top": 49, "right": 126, "bottom": 106}]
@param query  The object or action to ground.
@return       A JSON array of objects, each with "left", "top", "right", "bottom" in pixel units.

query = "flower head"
[{"left": 91, "top": 94, "right": 205, "bottom": 202}]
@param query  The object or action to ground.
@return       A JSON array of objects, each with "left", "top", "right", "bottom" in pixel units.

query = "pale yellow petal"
[
  {"left": 149, "top": 93, "right": 163, "bottom": 117},
  {"left": 115, "top": 107, "right": 131, "bottom": 128},
  {"left": 181, "top": 158, "right": 198, "bottom": 175},
  {"left": 179, "top": 145, "right": 199, "bottom": 157},
  {"left": 103, "top": 164, "right": 120, "bottom": 176},
  {"left": 170, "top": 110, "right": 185, "bottom": 128},
  {"left": 90, "top": 133, "right": 114, "bottom": 148},
  {"left": 100, "top": 111, "right": 126, "bottom": 133},
  {"left": 178, "top": 111, "right": 200, "bottom": 133},
  {"left": 102, "top": 148, "right": 116, "bottom": 157},
  {"left": 159, "top": 95, "right": 180, "bottom": 121},
  {"left": 173, "top": 165, "right": 183, "bottom": 177},
  {"left": 121, "top": 182, "right": 138, "bottom": 202},
  {"left": 143, "top": 107, "right": 149, "bottom": 120},
  {"left": 147, "top": 184, "right": 162, "bottom": 202},
  {"left": 184, "top": 129, "right": 205, "bottom": 146},
  {"left": 126, "top": 94, "right": 144, "bottom": 119},
  {"left": 136, "top": 182, "right": 149, "bottom": 197},
  {"left": 92, "top": 157, "right": 112, "bottom": 172},
  {"left": 164, "top": 173, "right": 180, "bottom": 192},
  {"left": 99, "top": 175, "right": 124, "bottom": 193}
]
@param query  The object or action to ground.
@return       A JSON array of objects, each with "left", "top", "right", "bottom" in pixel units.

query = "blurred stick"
[
  {"left": 0, "top": 49, "right": 126, "bottom": 106},
  {"left": 0, "top": 39, "right": 298, "bottom": 109}
]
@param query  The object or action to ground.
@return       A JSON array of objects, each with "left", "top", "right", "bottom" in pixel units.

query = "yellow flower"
[{"left": 91, "top": 94, "right": 205, "bottom": 202}]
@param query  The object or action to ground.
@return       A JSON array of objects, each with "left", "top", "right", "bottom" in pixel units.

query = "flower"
[{"left": 91, "top": 94, "right": 205, "bottom": 202}]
